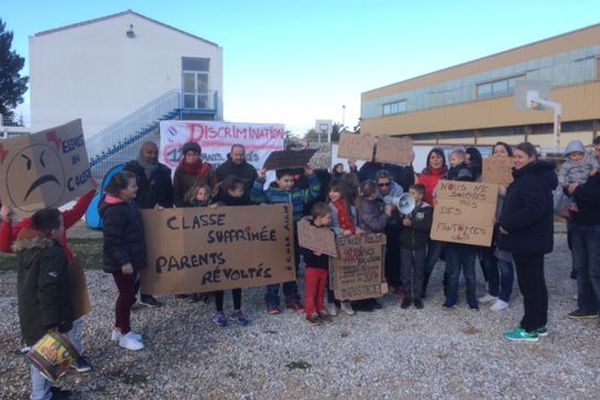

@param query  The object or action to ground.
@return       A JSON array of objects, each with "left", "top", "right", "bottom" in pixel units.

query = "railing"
[{"left": 0, "top": 113, "right": 29, "bottom": 138}]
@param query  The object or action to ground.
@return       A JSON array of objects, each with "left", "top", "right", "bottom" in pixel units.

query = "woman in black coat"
[{"left": 499, "top": 143, "right": 557, "bottom": 342}]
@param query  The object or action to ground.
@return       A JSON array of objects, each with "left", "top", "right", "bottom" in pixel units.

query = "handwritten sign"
[
  {"left": 332, "top": 234, "right": 388, "bottom": 301},
  {"left": 338, "top": 134, "right": 376, "bottom": 161},
  {"left": 262, "top": 149, "right": 317, "bottom": 170},
  {"left": 308, "top": 142, "right": 332, "bottom": 170},
  {"left": 375, "top": 136, "right": 413, "bottom": 165},
  {"left": 0, "top": 119, "right": 93, "bottom": 216},
  {"left": 430, "top": 180, "right": 498, "bottom": 247},
  {"left": 140, "top": 204, "right": 296, "bottom": 295},
  {"left": 298, "top": 218, "right": 338, "bottom": 257},
  {"left": 482, "top": 157, "right": 514, "bottom": 185}
]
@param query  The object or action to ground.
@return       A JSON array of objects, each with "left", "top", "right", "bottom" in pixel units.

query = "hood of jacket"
[
  {"left": 11, "top": 228, "right": 53, "bottom": 254},
  {"left": 513, "top": 160, "right": 558, "bottom": 190},
  {"left": 99, "top": 195, "right": 127, "bottom": 218}
]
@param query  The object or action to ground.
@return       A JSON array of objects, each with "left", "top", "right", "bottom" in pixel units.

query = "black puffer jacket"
[
  {"left": 100, "top": 197, "right": 146, "bottom": 272},
  {"left": 215, "top": 156, "right": 258, "bottom": 199},
  {"left": 399, "top": 203, "right": 433, "bottom": 249},
  {"left": 123, "top": 160, "right": 174, "bottom": 209},
  {"left": 14, "top": 228, "right": 72, "bottom": 346},
  {"left": 499, "top": 161, "right": 558, "bottom": 255}
]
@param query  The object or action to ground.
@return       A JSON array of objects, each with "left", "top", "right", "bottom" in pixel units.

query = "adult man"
[
  {"left": 215, "top": 144, "right": 258, "bottom": 200},
  {"left": 123, "top": 141, "right": 174, "bottom": 307}
]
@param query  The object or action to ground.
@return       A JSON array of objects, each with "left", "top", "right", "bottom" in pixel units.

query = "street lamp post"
[{"left": 342, "top": 105, "right": 346, "bottom": 128}]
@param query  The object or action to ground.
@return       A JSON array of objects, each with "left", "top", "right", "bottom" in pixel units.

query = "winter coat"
[
  {"left": 250, "top": 174, "right": 320, "bottom": 222},
  {"left": 446, "top": 163, "right": 475, "bottom": 182},
  {"left": 124, "top": 160, "right": 174, "bottom": 209},
  {"left": 356, "top": 198, "right": 390, "bottom": 233},
  {"left": 572, "top": 173, "right": 600, "bottom": 226},
  {"left": 100, "top": 197, "right": 146, "bottom": 272},
  {"left": 300, "top": 219, "right": 330, "bottom": 270},
  {"left": 329, "top": 202, "right": 358, "bottom": 236},
  {"left": 399, "top": 202, "right": 433, "bottom": 249},
  {"left": 215, "top": 156, "right": 258, "bottom": 201},
  {"left": 499, "top": 161, "right": 558, "bottom": 255},
  {"left": 173, "top": 163, "right": 218, "bottom": 207},
  {"left": 14, "top": 228, "right": 72, "bottom": 346}
]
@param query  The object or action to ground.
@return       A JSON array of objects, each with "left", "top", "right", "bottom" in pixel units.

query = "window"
[
  {"left": 182, "top": 57, "right": 210, "bottom": 109},
  {"left": 382, "top": 100, "right": 407, "bottom": 116},
  {"left": 596, "top": 57, "right": 600, "bottom": 80},
  {"left": 477, "top": 75, "right": 525, "bottom": 99}
]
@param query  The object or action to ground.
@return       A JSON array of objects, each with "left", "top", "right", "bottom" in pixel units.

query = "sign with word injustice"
[
  {"left": 430, "top": 180, "right": 498, "bottom": 247},
  {"left": 159, "top": 121, "right": 285, "bottom": 173},
  {"left": 297, "top": 218, "right": 338, "bottom": 257},
  {"left": 140, "top": 204, "right": 296, "bottom": 295},
  {"left": 482, "top": 157, "right": 514, "bottom": 185},
  {"left": 0, "top": 119, "right": 93, "bottom": 215},
  {"left": 375, "top": 136, "right": 413, "bottom": 166},
  {"left": 332, "top": 234, "right": 388, "bottom": 301},
  {"left": 337, "top": 134, "right": 376, "bottom": 161}
]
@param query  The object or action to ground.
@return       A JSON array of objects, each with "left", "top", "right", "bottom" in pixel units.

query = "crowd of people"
[{"left": 3, "top": 136, "right": 600, "bottom": 400}]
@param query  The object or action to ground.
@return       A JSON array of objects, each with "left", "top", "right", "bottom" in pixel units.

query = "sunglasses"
[{"left": 378, "top": 182, "right": 391, "bottom": 187}]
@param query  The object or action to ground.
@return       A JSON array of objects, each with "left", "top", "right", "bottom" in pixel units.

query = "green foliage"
[{"left": 0, "top": 18, "right": 28, "bottom": 123}]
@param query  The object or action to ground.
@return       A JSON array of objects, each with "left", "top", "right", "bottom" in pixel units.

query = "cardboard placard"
[
  {"left": 0, "top": 119, "right": 93, "bottom": 216},
  {"left": 297, "top": 218, "right": 338, "bottom": 257},
  {"left": 262, "top": 149, "right": 318, "bottom": 170},
  {"left": 337, "top": 134, "right": 376, "bottom": 161},
  {"left": 332, "top": 234, "right": 387, "bottom": 301},
  {"left": 482, "top": 157, "right": 514, "bottom": 185},
  {"left": 68, "top": 260, "right": 91, "bottom": 320},
  {"left": 308, "top": 142, "right": 332, "bottom": 170},
  {"left": 375, "top": 136, "right": 413, "bottom": 166},
  {"left": 140, "top": 204, "right": 296, "bottom": 295},
  {"left": 430, "top": 180, "right": 498, "bottom": 247}
]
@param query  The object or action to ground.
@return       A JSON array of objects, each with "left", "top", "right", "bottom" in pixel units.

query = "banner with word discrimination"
[
  {"left": 159, "top": 121, "right": 285, "bottom": 172},
  {"left": 140, "top": 204, "right": 296, "bottom": 295},
  {"left": 430, "top": 180, "right": 498, "bottom": 247}
]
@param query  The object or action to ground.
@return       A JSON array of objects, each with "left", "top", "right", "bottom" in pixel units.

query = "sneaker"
[
  {"left": 266, "top": 306, "right": 281, "bottom": 315},
  {"left": 118, "top": 332, "right": 144, "bottom": 351},
  {"left": 230, "top": 310, "right": 249, "bottom": 326},
  {"left": 478, "top": 294, "right": 498, "bottom": 304},
  {"left": 414, "top": 298, "right": 424, "bottom": 309},
  {"left": 306, "top": 314, "right": 322, "bottom": 325},
  {"left": 442, "top": 300, "right": 456, "bottom": 310},
  {"left": 111, "top": 329, "right": 142, "bottom": 342},
  {"left": 70, "top": 356, "right": 93, "bottom": 373},
  {"left": 401, "top": 298, "right": 412, "bottom": 309},
  {"left": 318, "top": 312, "right": 332, "bottom": 323},
  {"left": 340, "top": 301, "right": 355, "bottom": 316},
  {"left": 213, "top": 312, "right": 228, "bottom": 327},
  {"left": 326, "top": 303, "right": 338, "bottom": 317},
  {"left": 139, "top": 295, "right": 162, "bottom": 308},
  {"left": 535, "top": 326, "right": 549, "bottom": 337},
  {"left": 372, "top": 300, "right": 383, "bottom": 310},
  {"left": 490, "top": 299, "right": 509, "bottom": 311},
  {"left": 394, "top": 287, "right": 404, "bottom": 298},
  {"left": 503, "top": 327, "right": 539, "bottom": 342},
  {"left": 567, "top": 309, "right": 598, "bottom": 319},
  {"left": 287, "top": 301, "right": 304, "bottom": 313},
  {"left": 51, "top": 386, "right": 73, "bottom": 399},
  {"left": 468, "top": 300, "right": 480, "bottom": 310}
]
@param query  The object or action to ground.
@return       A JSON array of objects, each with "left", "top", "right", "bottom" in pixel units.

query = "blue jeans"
[
  {"left": 30, "top": 364, "right": 52, "bottom": 400},
  {"left": 445, "top": 244, "right": 477, "bottom": 305},
  {"left": 572, "top": 223, "right": 600, "bottom": 315},
  {"left": 481, "top": 249, "right": 514, "bottom": 302},
  {"left": 68, "top": 317, "right": 84, "bottom": 355}
]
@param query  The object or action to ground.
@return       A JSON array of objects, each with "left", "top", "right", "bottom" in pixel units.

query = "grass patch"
[{"left": 0, "top": 238, "right": 103, "bottom": 273}]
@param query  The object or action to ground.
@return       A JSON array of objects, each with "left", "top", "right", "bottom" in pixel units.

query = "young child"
[
  {"left": 354, "top": 180, "right": 393, "bottom": 312},
  {"left": 558, "top": 140, "right": 599, "bottom": 213},
  {"left": 301, "top": 202, "right": 333, "bottom": 324},
  {"left": 444, "top": 148, "right": 479, "bottom": 310},
  {"left": 211, "top": 176, "right": 250, "bottom": 327},
  {"left": 184, "top": 183, "right": 213, "bottom": 207},
  {"left": 399, "top": 184, "right": 433, "bottom": 309},
  {"left": 14, "top": 208, "right": 73, "bottom": 400},
  {"left": 327, "top": 179, "right": 360, "bottom": 316},
  {"left": 100, "top": 171, "right": 146, "bottom": 351},
  {"left": 251, "top": 165, "right": 320, "bottom": 314}
]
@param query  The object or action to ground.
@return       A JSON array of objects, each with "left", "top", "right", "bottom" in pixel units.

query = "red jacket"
[
  {"left": 417, "top": 168, "right": 445, "bottom": 206},
  {"left": 0, "top": 189, "right": 96, "bottom": 262}
]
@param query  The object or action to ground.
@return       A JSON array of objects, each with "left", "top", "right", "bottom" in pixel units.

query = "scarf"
[
  {"left": 137, "top": 155, "right": 159, "bottom": 181},
  {"left": 333, "top": 199, "right": 355, "bottom": 234},
  {"left": 180, "top": 159, "right": 210, "bottom": 176}
]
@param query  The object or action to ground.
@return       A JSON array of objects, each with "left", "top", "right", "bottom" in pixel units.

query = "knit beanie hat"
[{"left": 181, "top": 142, "right": 201, "bottom": 155}]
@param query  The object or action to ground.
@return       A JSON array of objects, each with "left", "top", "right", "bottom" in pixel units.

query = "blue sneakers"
[
  {"left": 213, "top": 312, "right": 228, "bottom": 327},
  {"left": 230, "top": 310, "right": 249, "bottom": 326}
]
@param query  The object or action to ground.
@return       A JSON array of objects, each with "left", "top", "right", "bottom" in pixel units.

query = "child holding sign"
[
  {"left": 251, "top": 166, "right": 321, "bottom": 314},
  {"left": 211, "top": 176, "right": 250, "bottom": 327},
  {"left": 301, "top": 202, "right": 334, "bottom": 324}
]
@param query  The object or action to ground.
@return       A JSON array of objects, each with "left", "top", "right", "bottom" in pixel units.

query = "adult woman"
[
  {"left": 499, "top": 143, "right": 557, "bottom": 341},
  {"left": 417, "top": 148, "right": 447, "bottom": 297},
  {"left": 479, "top": 142, "right": 515, "bottom": 311},
  {"left": 173, "top": 142, "right": 217, "bottom": 207},
  {"left": 465, "top": 147, "right": 483, "bottom": 180}
]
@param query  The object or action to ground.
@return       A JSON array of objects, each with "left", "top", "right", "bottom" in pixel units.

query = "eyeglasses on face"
[{"left": 378, "top": 182, "right": 391, "bottom": 187}]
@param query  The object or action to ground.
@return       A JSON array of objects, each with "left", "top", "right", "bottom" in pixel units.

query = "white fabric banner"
[{"left": 159, "top": 121, "right": 285, "bottom": 170}]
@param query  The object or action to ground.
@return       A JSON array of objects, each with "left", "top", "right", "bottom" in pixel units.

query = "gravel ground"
[{"left": 1, "top": 232, "right": 599, "bottom": 400}]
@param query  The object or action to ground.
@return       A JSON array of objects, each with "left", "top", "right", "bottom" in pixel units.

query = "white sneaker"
[
  {"left": 490, "top": 299, "right": 509, "bottom": 311},
  {"left": 118, "top": 332, "right": 144, "bottom": 351},
  {"left": 111, "top": 329, "right": 142, "bottom": 342},
  {"left": 340, "top": 301, "right": 355, "bottom": 316},
  {"left": 478, "top": 294, "right": 498, "bottom": 304},
  {"left": 326, "top": 303, "right": 338, "bottom": 317}
]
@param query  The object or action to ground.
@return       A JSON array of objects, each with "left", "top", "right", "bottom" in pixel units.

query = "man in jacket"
[{"left": 215, "top": 144, "right": 258, "bottom": 201}]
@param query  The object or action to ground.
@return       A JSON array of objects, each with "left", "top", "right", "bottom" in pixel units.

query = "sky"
[{"left": 2, "top": 0, "right": 600, "bottom": 136}]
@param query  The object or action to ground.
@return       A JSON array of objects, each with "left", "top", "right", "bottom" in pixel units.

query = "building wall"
[{"left": 30, "top": 12, "right": 223, "bottom": 136}]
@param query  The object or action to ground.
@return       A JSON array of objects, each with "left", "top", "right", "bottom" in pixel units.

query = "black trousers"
[
  {"left": 513, "top": 254, "right": 548, "bottom": 332},
  {"left": 215, "top": 289, "right": 242, "bottom": 312}
]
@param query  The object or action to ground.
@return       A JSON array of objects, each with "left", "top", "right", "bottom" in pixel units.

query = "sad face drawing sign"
[{"left": 0, "top": 119, "right": 94, "bottom": 216}]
